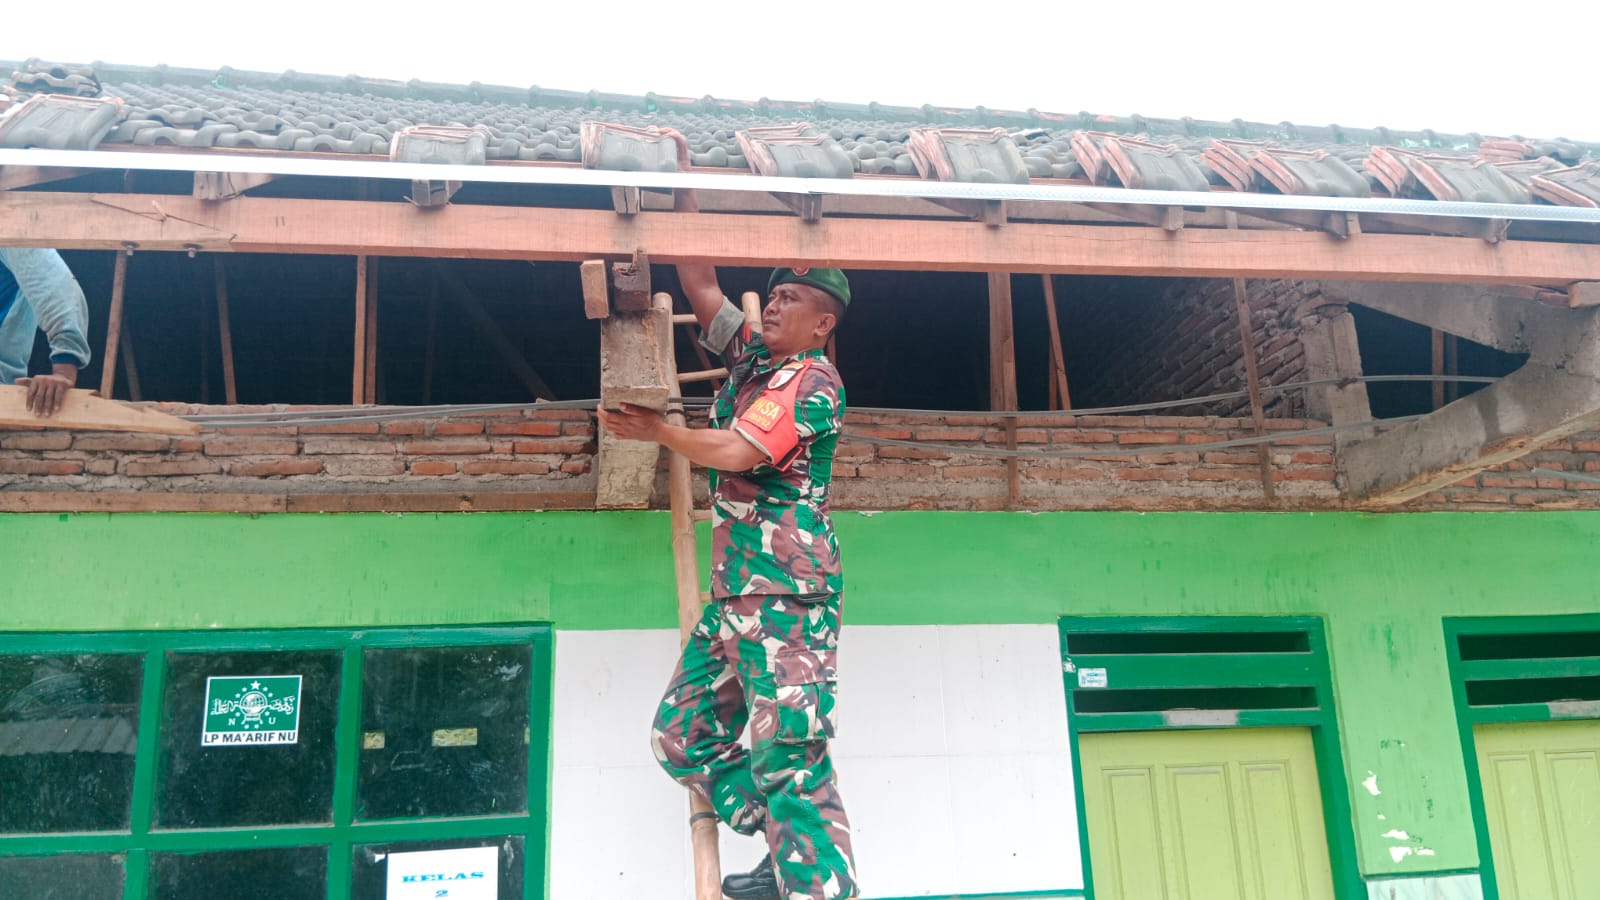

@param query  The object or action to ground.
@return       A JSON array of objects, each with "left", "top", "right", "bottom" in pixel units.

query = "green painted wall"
[{"left": 5, "top": 509, "right": 1600, "bottom": 878}]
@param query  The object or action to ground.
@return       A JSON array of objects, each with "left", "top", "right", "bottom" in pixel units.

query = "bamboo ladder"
[{"left": 657, "top": 289, "right": 763, "bottom": 900}]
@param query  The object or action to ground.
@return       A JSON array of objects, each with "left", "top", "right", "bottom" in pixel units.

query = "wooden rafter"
[
  {"left": 5, "top": 191, "right": 1600, "bottom": 284},
  {"left": 0, "top": 166, "right": 92, "bottom": 191}
]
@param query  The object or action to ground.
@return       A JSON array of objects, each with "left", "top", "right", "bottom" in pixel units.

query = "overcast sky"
[{"left": 6, "top": 2, "right": 1597, "bottom": 142}]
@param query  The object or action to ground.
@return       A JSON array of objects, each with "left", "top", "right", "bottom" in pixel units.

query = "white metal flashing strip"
[{"left": 4, "top": 147, "right": 1600, "bottom": 225}]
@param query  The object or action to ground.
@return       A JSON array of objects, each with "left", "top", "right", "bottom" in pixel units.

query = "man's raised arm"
[{"left": 672, "top": 188, "right": 729, "bottom": 332}]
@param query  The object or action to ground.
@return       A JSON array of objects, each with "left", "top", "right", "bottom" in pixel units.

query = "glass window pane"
[
  {"left": 0, "top": 654, "right": 141, "bottom": 833},
  {"left": 350, "top": 836, "right": 523, "bottom": 900},
  {"left": 0, "top": 853, "right": 125, "bottom": 900},
  {"left": 150, "top": 847, "right": 325, "bottom": 900},
  {"left": 156, "top": 650, "right": 340, "bottom": 828},
  {"left": 358, "top": 645, "right": 530, "bottom": 820}
]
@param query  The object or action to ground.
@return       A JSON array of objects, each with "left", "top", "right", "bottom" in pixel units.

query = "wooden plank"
[
  {"left": 434, "top": 264, "right": 558, "bottom": 400},
  {"left": 121, "top": 319, "right": 143, "bottom": 402},
  {"left": 1570, "top": 282, "right": 1600, "bottom": 308},
  {"left": 1041, "top": 275, "right": 1072, "bottom": 410},
  {"left": 988, "top": 272, "right": 1017, "bottom": 411},
  {"left": 353, "top": 256, "right": 369, "bottom": 404},
  {"left": 0, "top": 166, "right": 91, "bottom": 191},
  {"left": 581, "top": 259, "right": 610, "bottom": 320},
  {"left": 771, "top": 192, "right": 822, "bottom": 223},
  {"left": 363, "top": 257, "right": 379, "bottom": 405},
  {"left": 193, "top": 171, "right": 277, "bottom": 201},
  {"left": 214, "top": 258, "right": 238, "bottom": 404},
  {"left": 100, "top": 251, "right": 128, "bottom": 398},
  {"left": 610, "top": 185, "right": 642, "bottom": 215},
  {"left": 0, "top": 386, "right": 198, "bottom": 434},
  {"left": 8, "top": 192, "right": 1600, "bottom": 285},
  {"left": 0, "top": 491, "right": 284, "bottom": 513}
]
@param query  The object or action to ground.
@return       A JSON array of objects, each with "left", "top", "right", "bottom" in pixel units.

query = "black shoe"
[{"left": 722, "top": 854, "right": 779, "bottom": 900}]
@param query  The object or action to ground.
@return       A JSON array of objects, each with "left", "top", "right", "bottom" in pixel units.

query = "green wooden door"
[
  {"left": 1475, "top": 719, "right": 1600, "bottom": 900},
  {"left": 1079, "top": 727, "right": 1335, "bottom": 900}
]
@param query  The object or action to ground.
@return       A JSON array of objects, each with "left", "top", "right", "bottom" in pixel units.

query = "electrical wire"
[{"left": 1529, "top": 467, "right": 1600, "bottom": 487}]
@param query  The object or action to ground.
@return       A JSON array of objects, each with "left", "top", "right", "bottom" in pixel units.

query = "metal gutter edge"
[{"left": 2, "top": 148, "right": 1598, "bottom": 225}]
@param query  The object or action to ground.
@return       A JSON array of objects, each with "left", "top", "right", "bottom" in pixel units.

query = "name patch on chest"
[{"left": 743, "top": 397, "right": 786, "bottom": 432}]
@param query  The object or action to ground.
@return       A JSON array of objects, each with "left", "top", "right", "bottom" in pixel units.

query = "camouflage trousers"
[{"left": 650, "top": 592, "right": 859, "bottom": 900}]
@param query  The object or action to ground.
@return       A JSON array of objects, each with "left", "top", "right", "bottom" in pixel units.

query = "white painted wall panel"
[{"left": 550, "top": 625, "right": 1081, "bottom": 899}]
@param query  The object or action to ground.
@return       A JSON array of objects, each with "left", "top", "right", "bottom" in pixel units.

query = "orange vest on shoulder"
[{"left": 733, "top": 359, "right": 814, "bottom": 471}]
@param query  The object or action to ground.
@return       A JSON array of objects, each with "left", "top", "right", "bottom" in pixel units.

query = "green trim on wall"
[{"left": 7, "top": 509, "right": 1600, "bottom": 879}]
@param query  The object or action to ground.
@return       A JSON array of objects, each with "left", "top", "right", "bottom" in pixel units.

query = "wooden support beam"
[
  {"left": 434, "top": 264, "right": 558, "bottom": 401},
  {"left": 0, "top": 166, "right": 91, "bottom": 191},
  {"left": 1079, "top": 202, "right": 1184, "bottom": 232},
  {"left": 610, "top": 185, "right": 642, "bottom": 216},
  {"left": 100, "top": 251, "right": 128, "bottom": 398},
  {"left": 988, "top": 272, "right": 1018, "bottom": 412},
  {"left": 612, "top": 249, "right": 651, "bottom": 313},
  {"left": 8, "top": 191, "right": 1600, "bottom": 285},
  {"left": 214, "top": 258, "right": 238, "bottom": 405},
  {"left": 1041, "top": 275, "right": 1072, "bottom": 410},
  {"left": 121, "top": 320, "right": 142, "bottom": 402},
  {"left": 353, "top": 256, "right": 369, "bottom": 404},
  {"left": 1569, "top": 282, "right": 1600, "bottom": 308},
  {"left": 929, "top": 197, "right": 1007, "bottom": 226},
  {"left": 0, "top": 386, "right": 198, "bottom": 434},
  {"left": 1359, "top": 213, "right": 1510, "bottom": 244},
  {"left": 771, "top": 192, "right": 823, "bottom": 223},
  {"left": 363, "top": 257, "right": 379, "bottom": 405},
  {"left": 1244, "top": 208, "right": 1355, "bottom": 239},
  {"left": 581, "top": 259, "right": 610, "bottom": 320},
  {"left": 193, "top": 171, "right": 277, "bottom": 201},
  {"left": 678, "top": 367, "right": 729, "bottom": 384}
]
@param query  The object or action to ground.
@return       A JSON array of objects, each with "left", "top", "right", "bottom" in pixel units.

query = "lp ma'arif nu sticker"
[{"left": 202, "top": 675, "right": 302, "bottom": 746}]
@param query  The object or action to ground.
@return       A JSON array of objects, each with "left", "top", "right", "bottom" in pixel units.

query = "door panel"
[
  {"left": 1475, "top": 719, "right": 1600, "bottom": 900},
  {"left": 1080, "top": 727, "right": 1335, "bottom": 900}
]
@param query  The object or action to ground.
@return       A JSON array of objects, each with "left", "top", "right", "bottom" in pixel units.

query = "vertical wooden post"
[
  {"left": 198, "top": 264, "right": 212, "bottom": 404},
  {"left": 422, "top": 273, "right": 440, "bottom": 405},
  {"left": 121, "top": 320, "right": 143, "bottom": 402},
  {"left": 1041, "top": 275, "right": 1072, "bottom": 410},
  {"left": 352, "top": 256, "right": 368, "bottom": 404},
  {"left": 989, "top": 273, "right": 1019, "bottom": 507},
  {"left": 1430, "top": 328, "right": 1445, "bottom": 410},
  {"left": 1445, "top": 333, "right": 1460, "bottom": 404},
  {"left": 1230, "top": 275, "right": 1276, "bottom": 502},
  {"left": 363, "top": 258, "right": 380, "bottom": 405},
  {"left": 100, "top": 250, "right": 128, "bottom": 398},
  {"left": 658, "top": 290, "right": 723, "bottom": 900},
  {"left": 987, "top": 272, "right": 1018, "bottom": 412},
  {"left": 215, "top": 258, "right": 238, "bottom": 405}
]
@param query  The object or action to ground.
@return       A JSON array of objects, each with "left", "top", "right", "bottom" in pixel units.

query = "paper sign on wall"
[
  {"left": 386, "top": 846, "right": 498, "bottom": 900},
  {"left": 202, "top": 675, "right": 302, "bottom": 746},
  {"left": 1077, "top": 668, "right": 1108, "bottom": 688}
]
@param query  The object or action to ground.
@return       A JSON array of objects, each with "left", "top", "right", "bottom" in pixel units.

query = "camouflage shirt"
[{"left": 700, "top": 300, "right": 845, "bottom": 598}]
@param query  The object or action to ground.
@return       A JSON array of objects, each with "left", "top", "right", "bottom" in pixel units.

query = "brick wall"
[
  {"left": 5, "top": 404, "right": 1599, "bottom": 512},
  {"left": 1404, "top": 431, "right": 1600, "bottom": 510},
  {"left": 1069, "top": 279, "right": 1336, "bottom": 417}
]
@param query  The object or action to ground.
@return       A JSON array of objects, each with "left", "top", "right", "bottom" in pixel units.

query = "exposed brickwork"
[
  {"left": 1071, "top": 278, "right": 1340, "bottom": 417},
  {"left": 1403, "top": 431, "right": 1600, "bottom": 510},
  {"left": 3, "top": 403, "right": 1597, "bottom": 512}
]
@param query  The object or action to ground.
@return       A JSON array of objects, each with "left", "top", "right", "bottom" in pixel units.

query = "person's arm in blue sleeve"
[{"left": 0, "top": 247, "right": 92, "bottom": 415}]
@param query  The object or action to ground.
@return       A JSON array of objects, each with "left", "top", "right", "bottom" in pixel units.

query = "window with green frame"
[{"left": 0, "top": 624, "right": 552, "bottom": 900}]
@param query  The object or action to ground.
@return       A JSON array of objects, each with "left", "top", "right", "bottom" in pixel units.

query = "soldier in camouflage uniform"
[{"left": 597, "top": 202, "right": 857, "bottom": 900}]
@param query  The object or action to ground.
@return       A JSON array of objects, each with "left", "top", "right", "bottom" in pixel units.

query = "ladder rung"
[
  {"left": 692, "top": 509, "right": 713, "bottom": 522},
  {"left": 678, "top": 368, "right": 728, "bottom": 384},
  {"left": 671, "top": 313, "right": 698, "bottom": 326}
]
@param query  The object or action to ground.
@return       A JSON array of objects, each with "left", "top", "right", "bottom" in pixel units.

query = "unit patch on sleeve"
[{"left": 743, "top": 397, "right": 786, "bottom": 433}]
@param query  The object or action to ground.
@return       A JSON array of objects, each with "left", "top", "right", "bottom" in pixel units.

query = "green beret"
[{"left": 768, "top": 267, "right": 850, "bottom": 308}]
